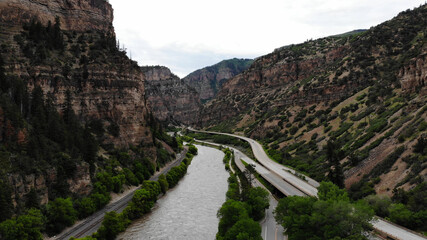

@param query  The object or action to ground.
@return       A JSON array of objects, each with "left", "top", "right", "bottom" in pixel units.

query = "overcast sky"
[{"left": 109, "top": 0, "right": 425, "bottom": 77}]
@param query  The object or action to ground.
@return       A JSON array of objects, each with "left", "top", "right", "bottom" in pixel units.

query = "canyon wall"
[
  {"left": 0, "top": 0, "right": 114, "bottom": 33},
  {"left": 143, "top": 66, "right": 201, "bottom": 125}
]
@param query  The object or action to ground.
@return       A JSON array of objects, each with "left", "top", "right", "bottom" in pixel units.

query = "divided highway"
[
  {"left": 190, "top": 129, "right": 427, "bottom": 240},
  {"left": 195, "top": 140, "right": 286, "bottom": 240}
]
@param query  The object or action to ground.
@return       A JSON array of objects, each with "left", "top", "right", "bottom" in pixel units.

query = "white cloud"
[{"left": 109, "top": 0, "right": 425, "bottom": 77}]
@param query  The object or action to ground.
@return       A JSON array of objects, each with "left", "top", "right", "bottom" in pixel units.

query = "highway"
[
  {"left": 190, "top": 129, "right": 318, "bottom": 196},
  {"left": 54, "top": 148, "right": 188, "bottom": 240},
  {"left": 372, "top": 218, "right": 427, "bottom": 240},
  {"left": 196, "top": 139, "right": 286, "bottom": 240},
  {"left": 233, "top": 150, "right": 287, "bottom": 240},
  {"left": 191, "top": 129, "right": 427, "bottom": 240}
]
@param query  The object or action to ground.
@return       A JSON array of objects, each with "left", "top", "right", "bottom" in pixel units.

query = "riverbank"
[
  {"left": 53, "top": 147, "right": 191, "bottom": 240},
  {"left": 118, "top": 145, "right": 228, "bottom": 240}
]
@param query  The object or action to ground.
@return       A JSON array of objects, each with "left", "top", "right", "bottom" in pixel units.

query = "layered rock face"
[
  {"left": 143, "top": 66, "right": 201, "bottom": 125},
  {"left": 200, "top": 41, "right": 356, "bottom": 126},
  {"left": 183, "top": 58, "right": 253, "bottom": 103},
  {"left": 0, "top": 0, "right": 155, "bottom": 205},
  {"left": 0, "top": 0, "right": 153, "bottom": 148},
  {"left": 399, "top": 48, "right": 427, "bottom": 93},
  {"left": 0, "top": 0, "right": 114, "bottom": 33},
  {"left": 199, "top": 5, "right": 427, "bottom": 197},
  {"left": 8, "top": 163, "right": 91, "bottom": 206}
]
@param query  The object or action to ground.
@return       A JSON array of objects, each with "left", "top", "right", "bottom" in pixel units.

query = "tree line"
[
  {"left": 73, "top": 145, "right": 198, "bottom": 240},
  {"left": 216, "top": 148, "right": 270, "bottom": 240}
]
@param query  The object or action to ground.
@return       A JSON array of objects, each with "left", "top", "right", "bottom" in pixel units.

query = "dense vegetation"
[
  {"left": 82, "top": 145, "right": 197, "bottom": 240},
  {"left": 0, "top": 18, "right": 182, "bottom": 239},
  {"left": 216, "top": 148, "right": 269, "bottom": 240},
  {"left": 274, "top": 182, "right": 374, "bottom": 240},
  {"left": 203, "top": 4, "right": 427, "bottom": 232}
]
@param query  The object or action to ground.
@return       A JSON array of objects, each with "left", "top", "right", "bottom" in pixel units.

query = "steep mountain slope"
[
  {"left": 0, "top": 0, "right": 179, "bottom": 233},
  {"left": 183, "top": 58, "right": 253, "bottom": 103},
  {"left": 201, "top": 4, "right": 427, "bottom": 209},
  {"left": 143, "top": 66, "right": 201, "bottom": 125}
]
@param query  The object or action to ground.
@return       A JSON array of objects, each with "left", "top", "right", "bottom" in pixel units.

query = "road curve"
[
  {"left": 190, "top": 129, "right": 318, "bottom": 196},
  {"left": 191, "top": 129, "right": 427, "bottom": 240},
  {"left": 54, "top": 149, "right": 188, "bottom": 240}
]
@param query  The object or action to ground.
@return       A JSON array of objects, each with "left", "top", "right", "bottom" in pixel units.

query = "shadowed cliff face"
[
  {"left": 0, "top": 0, "right": 114, "bottom": 33},
  {"left": 0, "top": 0, "right": 157, "bottom": 208},
  {"left": 143, "top": 66, "right": 201, "bottom": 125},
  {"left": 183, "top": 58, "right": 253, "bottom": 103},
  {"left": 0, "top": 0, "right": 153, "bottom": 148}
]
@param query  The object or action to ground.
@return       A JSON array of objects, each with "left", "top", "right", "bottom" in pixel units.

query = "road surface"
[
  {"left": 192, "top": 130, "right": 427, "bottom": 240},
  {"left": 372, "top": 218, "right": 427, "bottom": 240},
  {"left": 196, "top": 140, "right": 287, "bottom": 240},
  {"left": 54, "top": 149, "right": 188, "bottom": 240},
  {"left": 190, "top": 129, "right": 318, "bottom": 196}
]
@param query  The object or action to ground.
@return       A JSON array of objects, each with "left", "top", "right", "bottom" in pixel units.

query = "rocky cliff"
[
  {"left": 0, "top": 0, "right": 152, "bottom": 148},
  {"left": 0, "top": 0, "right": 114, "bottom": 33},
  {"left": 143, "top": 66, "right": 201, "bottom": 125},
  {"left": 0, "top": 0, "right": 158, "bottom": 211},
  {"left": 183, "top": 58, "right": 253, "bottom": 103},
  {"left": 199, "top": 5, "right": 427, "bottom": 201}
]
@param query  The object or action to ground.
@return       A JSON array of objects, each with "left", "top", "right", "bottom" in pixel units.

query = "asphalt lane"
[{"left": 192, "top": 129, "right": 427, "bottom": 240}]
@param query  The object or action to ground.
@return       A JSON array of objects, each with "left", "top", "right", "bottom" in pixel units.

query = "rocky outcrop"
[
  {"left": 0, "top": 0, "right": 114, "bottom": 33},
  {"left": 200, "top": 5, "right": 427, "bottom": 128},
  {"left": 183, "top": 58, "right": 253, "bottom": 102},
  {"left": 8, "top": 162, "right": 91, "bottom": 207},
  {"left": 200, "top": 42, "right": 353, "bottom": 126},
  {"left": 399, "top": 51, "right": 427, "bottom": 93},
  {"left": 0, "top": 0, "right": 153, "bottom": 148},
  {"left": 143, "top": 66, "right": 201, "bottom": 125}
]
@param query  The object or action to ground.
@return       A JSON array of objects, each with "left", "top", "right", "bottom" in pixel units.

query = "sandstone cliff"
[
  {"left": 143, "top": 66, "right": 201, "bottom": 125},
  {"left": 199, "top": 5, "right": 427, "bottom": 199},
  {"left": 0, "top": 0, "right": 157, "bottom": 209},
  {"left": 183, "top": 58, "right": 253, "bottom": 103},
  {"left": 0, "top": 0, "right": 114, "bottom": 33}
]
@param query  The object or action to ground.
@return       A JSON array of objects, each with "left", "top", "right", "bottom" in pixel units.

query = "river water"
[{"left": 118, "top": 145, "right": 228, "bottom": 240}]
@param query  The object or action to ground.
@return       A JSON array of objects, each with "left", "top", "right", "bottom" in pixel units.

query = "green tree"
[
  {"left": 275, "top": 182, "right": 374, "bottom": 240},
  {"left": 111, "top": 174, "right": 125, "bottom": 193},
  {"left": 76, "top": 197, "right": 96, "bottom": 218},
  {"left": 246, "top": 187, "right": 269, "bottom": 221},
  {"left": 317, "top": 181, "right": 349, "bottom": 201},
  {"left": 223, "top": 218, "right": 262, "bottom": 240},
  {"left": 0, "top": 208, "right": 45, "bottom": 240},
  {"left": 0, "top": 178, "right": 13, "bottom": 221},
  {"left": 188, "top": 144, "right": 198, "bottom": 155},
  {"left": 96, "top": 211, "right": 127, "bottom": 240},
  {"left": 158, "top": 174, "right": 169, "bottom": 194},
  {"left": 216, "top": 200, "right": 249, "bottom": 238},
  {"left": 365, "top": 195, "right": 391, "bottom": 217},
  {"left": 25, "top": 188, "right": 40, "bottom": 209},
  {"left": 142, "top": 180, "right": 161, "bottom": 201},
  {"left": 128, "top": 189, "right": 155, "bottom": 219},
  {"left": 388, "top": 203, "right": 412, "bottom": 227},
  {"left": 326, "top": 140, "right": 344, "bottom": 188},
  {"left": 274, "top": 196, "right": 317, "bottom": 239},
  {"left": 46, "top": 197, "right": 78, "bottom": 234}
]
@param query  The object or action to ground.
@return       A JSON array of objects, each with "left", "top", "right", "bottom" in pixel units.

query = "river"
[{"left": 117, "top": 145, "right": 228, "bottom": 240}]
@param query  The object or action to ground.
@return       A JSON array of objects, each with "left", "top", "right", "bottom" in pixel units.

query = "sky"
[{"left": 109, "top": 0, "right": 426, "bottom": 77}]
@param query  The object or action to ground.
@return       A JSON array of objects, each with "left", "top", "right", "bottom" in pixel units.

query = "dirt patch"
[
  {"left": 236, "top": 113, "right": 254, "bottom": 128},
  {"left": 344, "top": 138, "right": 397, "bottom": 188},
  {"left": 376, "top": 159, "right": 408, "bottom": 196},
  {"left": 332, "top": 87, "right": 369, "bottom": 113}
]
